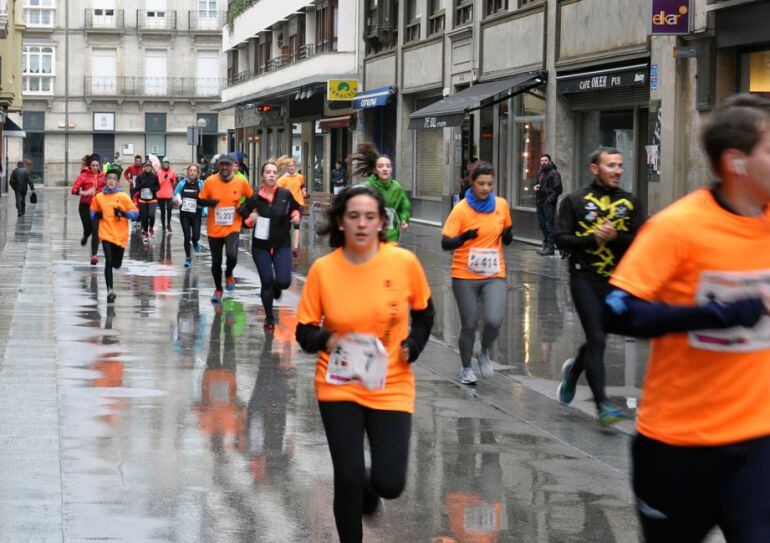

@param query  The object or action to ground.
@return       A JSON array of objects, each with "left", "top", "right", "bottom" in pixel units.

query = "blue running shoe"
[
  {"left": 193, "top": 242, "right": 201, "bottom": 253},
  {"left": 184, "top": 257, "right": 192, "bottom": 268},
  {"left": 211, "top": 290, "right": 223, "bottom": 304},
  {"left": 557, "top": 358, "right": 578, "bottom": 405},
  {"left": 225, "top": 276, "right": 235, "bottom": 292},
  {"left": 598, "top": 402, "right": 628, "bottom": 427}
]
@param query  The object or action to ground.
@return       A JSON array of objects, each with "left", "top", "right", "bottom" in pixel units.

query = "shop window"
[
  {"left": 484, "top": 0, "right": 507, "bottom": 18},
  {"left": 455, "top": 0, "right": 472, "bottom": 26},
  {"left": 740, "top": 50, "right": 770, "bottom": 97},
  {"left": 516, "top": 121, "right": 544, "bottom": 208},
  {"left": 405, "top": 0, "right": 420, "bottom": 43},
  {"left": 578, "top": 110, "right": 635, "bottom": 193},
  {"left": 429, "top": 0, "right": 445, "bottom": 35}
]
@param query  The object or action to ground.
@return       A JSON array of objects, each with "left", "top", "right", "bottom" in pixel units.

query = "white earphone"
[{"left": 733, "top": 159, "right": 747, "bottom": 176}]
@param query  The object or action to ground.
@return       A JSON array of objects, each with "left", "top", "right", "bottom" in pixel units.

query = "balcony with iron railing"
[
  {"left": 137, "top": 10, "right": 177, "bottom": 32},
  {"left": 85, "top": 76, "right": 224, "bottom": 98},
  {"left": 85, "top": 9, "right": 125, "bottom": 32},
  {"left": 226, "top": 44, "right": 317, "bottom": 86},
  {"left": 188, "top": 11, "right": 225, "bottom": 32}
]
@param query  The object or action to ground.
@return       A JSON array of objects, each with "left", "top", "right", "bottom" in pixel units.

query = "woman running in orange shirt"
[
  {"left": 441, "top": 161, "right": 513, "bottom": 385},
  {"left": 90, "top": 169, "right": 139, "bottom": 303},
  {"left": 296, "top": 185, "right": 435, "bottom": 543}
]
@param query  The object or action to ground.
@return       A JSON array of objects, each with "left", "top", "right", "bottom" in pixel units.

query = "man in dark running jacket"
[{"left": 554, "top": 146, "right": 645, "bottom": 426}]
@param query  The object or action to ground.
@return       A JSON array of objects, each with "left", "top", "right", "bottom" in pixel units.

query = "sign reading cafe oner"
[{"left": 327, "top": 80, "right": 359, "bottom": 101}]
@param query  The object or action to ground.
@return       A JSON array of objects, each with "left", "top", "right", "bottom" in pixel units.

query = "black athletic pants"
[
  {"left": 139, "top": 202, "right": 157, "bottom": 233},
  {"left": 318, "top": 401, "right": 411, "bottom": 543},
  {"left": 208, "top": 232, "right": 239, "bottom": 292},
  {"left": 102, "top": 241, "right": 125, "bottom": 290},
  {"left": 179, "top": 213, "right": 201, "bottom": 258},
  {"left": 633, "top": 433, "right": 770, "bottom": 542},
  {"left": 158, "top": 198, "right": 172, "bottom": 229},
  {"left": 78, "top": 203, "right": 100, "bottom": 256},
  {"left": 568, "top": 275, "right": 614, "bottom": 409}
]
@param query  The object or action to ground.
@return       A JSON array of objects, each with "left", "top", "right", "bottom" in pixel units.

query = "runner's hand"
[
  {"left": 113, "top": 207, "right": 125, "bottom": 218},
  {"left": 401, "top": 221, "right": 409, "bottom": 231},
  {"left": 292, "top": 248, "right": 299, "bottom": 258},
  {"left": 326, "top": 334, "right": 340, "bottom": 353},
  {"left": 400, "top": 340, "right": 411, "bottom": 363},
  {"left": 461, "top": 229, "right": 479, "bottom": 241},
  {"left": 244, "top": 211, "right": 258, "bottom": 228},
  {"left": 594, "top": 223, "right": 617, "bottom": 243}
]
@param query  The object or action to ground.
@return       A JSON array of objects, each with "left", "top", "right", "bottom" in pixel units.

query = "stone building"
[
  {"left": 8, "top": 0, "right": 234, "bottom": 185},
  {"left": 0, "top": 0, "right": 27, "bottom": 190}
]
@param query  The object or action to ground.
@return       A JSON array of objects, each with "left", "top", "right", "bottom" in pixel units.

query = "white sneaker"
[
  {"left": 475, "top": 343, "right": 495, "bottom": 378},
  {"left": 460, "top": 367, "right": 478, "bottom": 385}
]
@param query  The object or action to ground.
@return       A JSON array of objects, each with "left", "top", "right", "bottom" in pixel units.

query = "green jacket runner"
[{"left": 361, "top": 174, "right": 411, "bottom": 242}]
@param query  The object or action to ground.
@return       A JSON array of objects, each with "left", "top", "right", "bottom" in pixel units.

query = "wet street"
[{"left": 0, "top": 189, "right": 650, "bottom": 542}]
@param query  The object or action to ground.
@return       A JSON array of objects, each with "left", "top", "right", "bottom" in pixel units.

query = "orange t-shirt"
[
  {"left": 90, "top": 191, "right": 139, "bottom": 248},
  {"left": 277, "top": 173, "right": 305, "bottom": 206},
  {"left": 296, "top": 244, "right": 431, "bottom": 413},
  {"left": 441, "top": 198, "right": 512, "bottom": 280},
  {"left": 610, "top": 188, "right": 770, "bottom": 446},
  {"left": 199, "top": 174, "right": 254, "bottom": 238}
]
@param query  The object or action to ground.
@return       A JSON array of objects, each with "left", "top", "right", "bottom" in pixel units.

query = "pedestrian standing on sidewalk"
[
  {"left": 173, "top": 164, "right": 205, "bottom": 268},
  {"left": 9, "top": 160, "right": 35, "bottom": 217},
  {"left": 441, "top": 161, "right": 513, "bottom": 385},
  {"left": 241, "top": 161, "right": 302, "bottom": 331},
  {"left": 277, "top": 156, "right": 306, "bottom": 207},
  {"left": 90, "top": 169, "right": 139, "bottom": 304},
  {"left": 197, "top": 153, "right": 254, "bottom": 304},
  {"left": 553, "top": 146, "right": 645, "bottom": 426},
  {"left": 353, "top": 142, "right": 411, "bottom": 244},
  {"left": 534, "top": 154, "right": 562, "bottom": 256},
  {"left": 71, "top": 155, "right": 105, "bottom": 264},
  {"left": 296, "top": 184, "right": 434, "bottom": 543},
  {"left": 606, "top": 94, "right": 770, "bottom": 540},
  {"left": 157, "top": 156, "right": 177, "bottom": 234},
  {"left": 331, "top": 161, "right": 347, "bottom": 195},
  {"left": 132, "top": 159, "right": 160, "bottom": 241}
]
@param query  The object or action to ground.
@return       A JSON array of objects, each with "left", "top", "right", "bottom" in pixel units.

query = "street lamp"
[{"left": 196, "top": 118, "right": 208, "bottom": 162}]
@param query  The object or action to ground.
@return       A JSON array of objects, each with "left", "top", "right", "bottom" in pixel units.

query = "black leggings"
[
  {"left": 78, "top": 202, "right": 100, "bottom": 256},
  {"left": 139, "top": 202, "right": 157, "bottom": 233},
  {"left": 252, "top": 246, "right": 292, "bottom": 321},
  {"left": 568, "top": 275, "right": 614, "bottom": 409},
  {"left": 158, "top": 198, "right": 172, "bottom": 229},
  {"left": 318, "top": 401, "right": 411, "bottom": 543},
  {"left": 180, "top": 213, "right": 202, "bottom": 258},
  {"left": 208, "top": 233, "right": 239, "bottom": 292},
  {"left": 102, "top": 241, "right": 125, "bottom": 290}
]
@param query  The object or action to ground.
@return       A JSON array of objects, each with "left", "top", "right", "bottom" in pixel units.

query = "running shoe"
[
  {"left": 80, "top": 236, "right": 87, "bottom": 246},
  {"left": 211, "top": 290, "right": 223, "bottom": 304},
  {"left": 598, "top": 402, "right": 628, "bottom": 427},
  {"left": 184, "top": 257, "right": 192, "bottom": 268},
  {"left": 460, "top": 367, "right": 478, "bottom": 385},
  {"left": 167, "top": 225, "right": 172, "bottom": 233},
  {"left": 474, "top": 343, "right": 495, "bottom": 378},
  {"left": 193, "top": 242, "right": 201, "bottom": 253},
  {"left": 558, "top": 358, "right": 578, "bottom": 405},
  {"left": 90, "top": 255, "right": 99, "bottom": 266},
  {"left": 263, "top": 318, "right": 275, "bottom": 333},
  {"left": 106, "top": 290, "right": 116, "bottom": 304},
  {"left": 272, "top": 285, "right": 283, "bottom": 300},
  {"left": 225, "top": 276, "right": 235, "bottom": 292}
]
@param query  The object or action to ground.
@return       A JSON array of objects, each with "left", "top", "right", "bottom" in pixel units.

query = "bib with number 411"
[
  {"left": 325, "top": 334, "right": 388, "bottom": 390},
  {"left": 468, "top": 247, "right": 501, "bottom": 276}
]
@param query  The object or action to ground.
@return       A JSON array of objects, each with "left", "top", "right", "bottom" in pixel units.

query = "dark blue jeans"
[
  {"left": 536, "top": 201, "right": 556, "bottom": 249},
  {"left": 251, "top": 246, "right": 292, "bottom": 320}
]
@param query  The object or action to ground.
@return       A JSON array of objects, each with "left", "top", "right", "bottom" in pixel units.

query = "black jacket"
[
  {"left": 241, "top": 187, "right": 301, "bottom": 249},
  {"left": 9, "top": 167, "right": 34, "bottom": 192},
  {"left": 535, "top": 164, "right": 562, "bottom": 206},
  {"left": 177, "top": 179, "right": 203, "bottom": 217},
  {"left": 554, "top": 181, "right": 645, "bottom": 280},
  {"left": 132, "top": 172, "right": 160, "bottom": 201}
]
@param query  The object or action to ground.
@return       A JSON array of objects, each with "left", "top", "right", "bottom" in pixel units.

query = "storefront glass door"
[{"left": 578, "top": 109, "right": 635, "bottom": 192}]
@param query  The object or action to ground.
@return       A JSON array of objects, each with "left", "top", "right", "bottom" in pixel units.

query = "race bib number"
[
  {"left": 253, "top": 217, "right": 270, "bottom": 240},
  {"left": 214, "top": 206, "right": 235, "bottom": 226},
  {"left": 689, "top": 269, "right": 770, "bottom": 352},
  {"left": 181, "top": 198, "right": 197, "bottom": 213},
  {"left": 386, "top": 207, "right": 398, "bottom": 229},
  {"left": 464, "top": 504, "right": 499, "bottom": 533},
  {"left": 468, "top": 248, "right": 501, "bottom": 276},
  {"left": 325, "top": 334, "right": 388, "bottom": 390},
  {"left": 140, "top": 188, "right": 153, "bottom": 200}
]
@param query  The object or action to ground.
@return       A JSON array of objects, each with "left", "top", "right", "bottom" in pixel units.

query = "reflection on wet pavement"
[{"left": 0, "top": 191, "right": 646, "bottom": 542}]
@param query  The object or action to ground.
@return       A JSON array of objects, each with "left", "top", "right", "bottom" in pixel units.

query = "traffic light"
[{"left": 256, "top": 104, "right": 272, "bottom": 113}]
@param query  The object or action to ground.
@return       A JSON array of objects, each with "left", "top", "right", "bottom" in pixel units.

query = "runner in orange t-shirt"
[
  {"left": 198, "top": 154, "right": 254, "bottom": 303},
  {"left": 296, "top": 185, "right": 434, "bottom": 543},
  {"left": 606, "top": 95, "right": 770, "bottom": 540},
  {"left": 276, "top": 157, "right": 306, "bottom": 206},
  {"left": 90, "top": 169, "right": 140, "bottom": 304},
  {"left": 441, "top": 161, "right": 512, "bottom": 385}
]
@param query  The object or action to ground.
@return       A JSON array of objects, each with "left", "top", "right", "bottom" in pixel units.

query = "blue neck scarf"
[
  {"left": 103, "top": 185, "right": 120, "bottom": 194},
  {"left": 465, "top": 188, "right": 496, "bottom": 213}
]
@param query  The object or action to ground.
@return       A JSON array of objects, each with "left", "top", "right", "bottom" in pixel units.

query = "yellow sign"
[
  {"left": 327, "top": 80, "right": 359, "bottom": 101},
  {"left": 749, "top": 50, "right": 770, "bottom": 92}
]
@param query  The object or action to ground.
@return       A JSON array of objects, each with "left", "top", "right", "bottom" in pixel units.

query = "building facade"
[
  {"left": 0, "top": 0, "right": 27, "bottom": 189},
  {"left": 8, "top": 0, "right": 234, "bottom": 185}
]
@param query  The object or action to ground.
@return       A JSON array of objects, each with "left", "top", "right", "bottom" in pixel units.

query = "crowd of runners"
[{"left": 58, "top": 94, "right": 770, "bottom": 542}]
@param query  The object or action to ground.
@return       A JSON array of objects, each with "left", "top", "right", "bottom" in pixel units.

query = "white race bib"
[
  {"left": 140, "top": 188, "right": 153, "bottom": 200},
  {"left": 689, "top": 269, "right": 770, "bottom": 352},
  {"left": 325, "top": 334, "right": 388, "bottom": 390},
  {"left": 253, "top": 217, "right": 270, "bottom": 240},
  {"left": 468, "top": 248, "right": 501, "bottom": 276},
  {"left": 181, "top": 198, "right": 197, "bottom": 213},
  {"left": 214, "top": 206, "right": 235, "bottom": 226}
]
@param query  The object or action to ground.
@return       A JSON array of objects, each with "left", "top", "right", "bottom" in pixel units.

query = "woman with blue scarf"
[{"left": 441, "top": 162, "right": 513, "bottom": 385}]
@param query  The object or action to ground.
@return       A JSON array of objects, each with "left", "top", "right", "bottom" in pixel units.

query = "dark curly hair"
[
  {"left": 352, "top": 142, "right": 391, "bottom": 178},
  {"left": 317, "top": 185, "right": 388, "bottom": 248}
]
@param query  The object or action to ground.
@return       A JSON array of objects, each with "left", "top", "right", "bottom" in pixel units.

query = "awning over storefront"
[
  {"left": 408, "top": 71, "right": 546, "bottom": 130},
  {"left": 3, "top": 117, "right": 26, "bottom": 138},
  {"left": 353, "top": 86, "right": 396, "bottom": 109},
  {"left": 318, "top": 115, "right": 351, "bottom": 130},
  {"left": 556, "top": 63, "right": 649, "bottom": 95}
]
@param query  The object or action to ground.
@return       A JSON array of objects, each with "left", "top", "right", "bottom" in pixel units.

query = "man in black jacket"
[
  {"left": 554, "top": 146, "right": 645, "bottom": 426},
  {"left": 534, "top": 154, "right": 562, "bottom": 255},
  {"left": 9, "top": 161, "right": 35, "bottom": 217}
]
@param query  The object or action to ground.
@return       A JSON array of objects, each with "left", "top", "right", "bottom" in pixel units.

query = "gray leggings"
[{"left": 451, "top": 277, "right": 507, "bottom": 368}]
